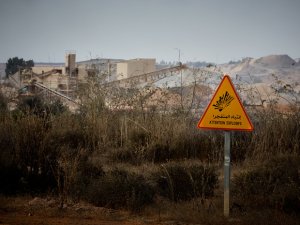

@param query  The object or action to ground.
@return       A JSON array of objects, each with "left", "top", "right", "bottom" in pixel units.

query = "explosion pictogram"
[{"left": 213, "top": 91, "right": 234, "bottom": 112}]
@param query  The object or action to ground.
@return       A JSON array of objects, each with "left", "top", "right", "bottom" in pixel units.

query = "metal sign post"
[
  {"left": 224, "top": 131, "right": 231, "bottom": 217},
  {"left": 197, "top": 75, "right": 254, "bottom": 218}
]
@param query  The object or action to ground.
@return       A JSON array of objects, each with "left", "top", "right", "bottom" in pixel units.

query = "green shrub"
[
  {"left": 0, "top": 162, "right": 24, "bottom": 194},
  {"left": 152, "top": 163, "right": 218, "bottom": 202},
  {"left": 233, "top": 155, "right": 300, "bottom": 213},
  {"left": 189, "top": 164, "right": 219, "bottom": 198},
  {"left": 44, "top": 128, "right": 86, "bottom": 150},
  {"left": 129, "top": 129, "right": 149, "bottom": 147},
  {"left": 158, "top": 164, "right": 193, "bottom": 201},
  {"left": 85, "top": 168, "right": 154, "bottom": 211},
  {"left": 144, "top": 131, "right": 223, "bottom": 164},
  {"left": 46, "top": 99, "right": 67, "bottom": 115},
  {"left": 108, "top": 147, "right": 141, "bottom": 165},
  {"left": 146, "top": 143, "right": 171, "bottom": 163},
  {"left": 0, "top": 92, "right": 8, "bottom": 112},
  {"left": 69, "top": 163, "right": 104, "bottom": 201},
  {"left": 246, "top": 110, "right": 300, "bottom": 159}
]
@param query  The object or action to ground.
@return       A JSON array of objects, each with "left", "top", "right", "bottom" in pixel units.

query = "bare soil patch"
[{"left": 0, "top": 196, "right": 158, "bottom": 225}]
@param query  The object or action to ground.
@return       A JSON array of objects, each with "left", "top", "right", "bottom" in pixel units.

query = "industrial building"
[
  {"left": 116, "top": 58, "right": 156, "bottom": 80},
  {"left": 7, "top": 53, "right": 158, "bottom": 105}
]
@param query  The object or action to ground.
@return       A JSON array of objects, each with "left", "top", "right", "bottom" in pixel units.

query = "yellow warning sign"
[{"left": 197, "top": 75, "right": 253, "bottom": 131}]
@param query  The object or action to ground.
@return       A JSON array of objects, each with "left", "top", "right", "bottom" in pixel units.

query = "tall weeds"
[{"left": 0, "top": 81, "right": 299, "bottom": 213}]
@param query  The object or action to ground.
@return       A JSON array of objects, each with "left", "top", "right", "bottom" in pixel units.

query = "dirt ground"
[
  {"left": 2, "top": 196, "right": 299, "bottom": 225},
  {"left": 0, "top": 214, "right": 148, "bottom": 225},
  {"left": 0, "top": 196, "right": 160, "bottom": 225}
]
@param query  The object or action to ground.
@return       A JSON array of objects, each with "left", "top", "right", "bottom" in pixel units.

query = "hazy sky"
[{"left": 0, "top": 0, "right": 299, "bottom": 63}]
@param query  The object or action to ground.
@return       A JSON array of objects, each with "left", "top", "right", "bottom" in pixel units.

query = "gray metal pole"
[{"left": 224, "top": 131, "right": 231, "bottom": 217}]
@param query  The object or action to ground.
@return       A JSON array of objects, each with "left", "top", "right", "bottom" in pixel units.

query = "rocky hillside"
[{"left": 144, "top": 55, "right": 300, "bottom": 108}]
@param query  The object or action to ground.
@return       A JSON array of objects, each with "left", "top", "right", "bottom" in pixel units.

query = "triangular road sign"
[{"left": 197, "top": 75, "right": 254, "bottom": 131}]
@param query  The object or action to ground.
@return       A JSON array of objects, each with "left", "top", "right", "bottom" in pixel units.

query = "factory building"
[{"left": 116, "top": 58, "right": 156, "bottom": 80}]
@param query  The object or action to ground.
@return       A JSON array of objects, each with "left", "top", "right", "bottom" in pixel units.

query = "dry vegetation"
[{"left": 0, "top": 75, "right": 300, "bottom": 224}]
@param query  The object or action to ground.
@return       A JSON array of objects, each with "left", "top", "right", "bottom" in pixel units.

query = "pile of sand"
[{"left": 254, "top": 55, "right": 296, "bottom": 67}]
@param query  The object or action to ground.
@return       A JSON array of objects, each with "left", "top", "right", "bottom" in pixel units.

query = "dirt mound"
[{"left": 254, "top": 55, "right": 296, "bottom": 67}]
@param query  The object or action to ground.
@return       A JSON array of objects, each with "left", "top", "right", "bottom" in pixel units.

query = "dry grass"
[{"left": 1, "top": 81, "right": 300, "bottom": 224}]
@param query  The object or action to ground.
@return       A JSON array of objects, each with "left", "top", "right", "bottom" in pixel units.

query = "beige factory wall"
[
  {"left": 116, "top": 62, "right": 128, "bottom": 80},
  {"left": 32, "top": 66, "right": 65, "bottom": 74},
  {"left": 77, "top": 68, "right": 88, "bottom": 81},
  {"left": 116, "top": 59, "right": 155, "bottom": 80},
  {"left": 42, "top": 75, "right": 60, "bottom": 89}
]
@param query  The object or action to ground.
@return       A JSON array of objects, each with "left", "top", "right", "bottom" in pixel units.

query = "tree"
[{"left": 5, "top": 57, "right": 34, "bottom": 77}]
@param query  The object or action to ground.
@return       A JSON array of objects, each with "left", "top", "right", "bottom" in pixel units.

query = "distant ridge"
[
  {"left": 295, "top": 58, "right": 300, "bottom": 64},
  {"left": 220, "top": 54, "right": 299, "bottom": 76},
  {"left": 254, "top": 55, "right": 296, "bottom": 67}
]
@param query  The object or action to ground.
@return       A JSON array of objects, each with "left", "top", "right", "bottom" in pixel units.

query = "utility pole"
[
  {"left": 107, "top": 59, "right": 110, "bottom": 82},
  {"left": 175, "top": 48, "right": 183, "bottom": 109},
  {"left": 175, "top": 48, "right": 181, "bottom": 64}
]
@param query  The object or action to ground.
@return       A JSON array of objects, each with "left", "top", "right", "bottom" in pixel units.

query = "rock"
[{"left": 28, "top": 197, "right": 47, "bottom": 206}]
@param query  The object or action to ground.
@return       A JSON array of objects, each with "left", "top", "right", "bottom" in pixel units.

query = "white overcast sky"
[{"left": 0, "top": 0, "right": 299, "bottom": 63}]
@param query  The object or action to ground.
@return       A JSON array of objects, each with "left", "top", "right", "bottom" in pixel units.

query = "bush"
[
  {"left": 144, "top": 130, "right": 223, "bottom": 164},
  {"left": 233, "top": 155, "right": 300, "bottom": 213},
  {"left": 146, "top": 143, "right": 171, "bottom": 163},
  {"left": 46, "top": 99, "right": 67, "bottom": 115},
  {"left": 85, "top": 168, "right": 154, "bottom": 211},
  {"left": 246, "top": 110, "right": 300, "bottom": 159},
  {"left": 0, "top": 92, "right": 8, "bottom": 112},
  {"left": 108, "top": 147, "right": 141, "bottom": 165},
  {"left": 129, "top": 129, "right": 149, "bottom": 147},
  {"left": 0, "top": 162, "right": 24, "bottom": 195},
  {"left": 17, "top": 96, "right": 45, "bottom": 116},
  {"left": 189, "top": 164, "right": 219, "bottom": 198},
  {"left": 152, "top": 162, "right": 218, "bottom": 202},
  {"left": 69, "top": 163, "right": 104, "bottom": 201},
  {"left": 157, "top": 164, "right": 193, "bottom": 201}
]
